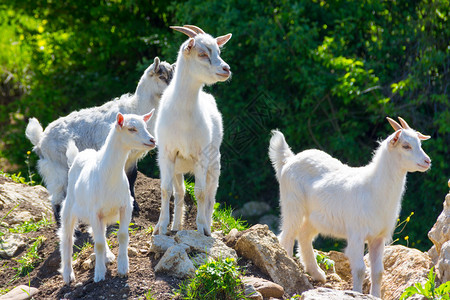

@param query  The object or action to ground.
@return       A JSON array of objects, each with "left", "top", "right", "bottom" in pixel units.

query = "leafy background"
[{"left": 1, "top": 0, "right": 448, "bottom": 251}]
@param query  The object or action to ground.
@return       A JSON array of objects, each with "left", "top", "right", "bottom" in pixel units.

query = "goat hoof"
[{"left": 153, "top": 223, "right": 168, "bottom": 236}]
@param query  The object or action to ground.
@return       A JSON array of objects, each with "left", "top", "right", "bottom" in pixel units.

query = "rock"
[
  {"left": 154, "top": 244, "right": 195, "bottom": 278},
  {"left": 82, "top": 258, "right": 94, "bottom": 270},
  {"left": 174, "top": 230, "right": 238, "bottom": 261},
  {"left": 8, "top": 211, "right": 35, "bottom": 225},
  {"left": 428, "top": 192, "right": 450, "bottom": 256},
  {"left": 379, "top": 245, "right": 431, "bottom": 300},
  {"left": 243, "top": 276, "right": 284, "bottom": 298},
  {"left": 128, "top": 246, "right": 138, "bottom": 257},
  {"left": 224, "top": 228, "right": 241, "bottom": 248},
  {"left": 437, "top": 240, "right": 450, "bottom": 283},
  {"left": 0, "top": 285, "right": 39, "bottom": 300},
  {"left": 234, "top": 224, "right": 312, "bottom": 295},
  {"left": 233, "top": 201, "right": 271, "bottom": 218},
  {"left": 244, "top": 283, "right": 263, "bottom": 300},
  {"left": 300, "top": 287, "right": 380, "bottom": 300},
  {"left": 428, "top": 188, "right": 450, "bottom": 283},
  {"left": 0, "top": 233, "right": 27, "bottom": 258},
  {"left": 149, "top": 234, "right": 176, "bottom": 254}
]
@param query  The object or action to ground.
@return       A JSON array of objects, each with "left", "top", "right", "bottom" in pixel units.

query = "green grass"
[
  {"left": 315, "top": 252, "right": 335, "bottom": 271},
  {"left": 73, "top": 241, "right": 93, "bottom": 261},
  {"left": 400, "top": 267, "right": 450, "bottom": 300},
  {"left": 0, "top": 170, "right": 35, "bottom": 186},
  {"left": 9, "top": 217, "right": 53, "bottom": 234},
  {"left": 212, "top": 203, "right": 248, "bottom": 235},
  {"left": 13, "top": 236, "right": 46, "bottom": 278},
  {"left": 177, "top": 257, "right": 248, "bottom": 300}
]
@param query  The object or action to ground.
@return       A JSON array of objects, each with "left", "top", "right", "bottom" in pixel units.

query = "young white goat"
[
  {"left": 153, "top": 25, "right": 232, "bottom": 236},
  {"left": 59, "top": 111, "right": 156, "bottom": 284},
  {"left": 269, "top": 117, "right": 431, "bottom": 297},
  {"left": 25, "top": 57, "right": 174, "bottom": 223}
]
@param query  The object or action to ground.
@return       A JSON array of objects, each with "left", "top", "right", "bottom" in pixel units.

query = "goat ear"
[
  {"left": 386, "top": 117, "right": 402, "bottom": 131},
  {"left": 216, "top": 33, "right": 232, "bottom": 47},
  {"left": 389, "top": 129, "right": 402, "bottom": 146},
  {"left": 183, "top": 38, "right": 195, "bottom": 53},
  {"left": 143, "top": 109, "right": 155, "bottom": 123},
  {"left": 152, "top": 57, "right": 160, "bottom": 73},
  {"left": 417, "top": 131, "right": 431, "bottom": 140},
  {"left": 117, "top": 113, "right": 124, "bottom": 128}
]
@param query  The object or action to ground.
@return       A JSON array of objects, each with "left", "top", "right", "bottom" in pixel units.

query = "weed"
[
  {"left": 391, "top": 212, "right": 414, "bottom": 246},
  {"left": 144, "top": 225, "right": 154, "bottom": 235},
  {"left": 184, "top": 180, "right": 196, "bottom": 204},
  {"left": 73, "top": 241, "right": 92, "bottom": 261},
  {"left": 315, "top": 252, "right": 335, "bottom": 271},
  {"left": 0, "top": 170, "right": 34, "bottom": 186},
  {"left": 212, "top": 203, "right": 248, "bottom": 235},
  {"left": 400, "top": 267, "right": 450, "bottom": 300},
  {"left": 9, "top": 216, "right": 53, "bottom": 234},
  {"left": 140, "top": 288, "right": 156, "bottom": 300},
  {"left": 14, "top": 236, "right": 46, "bottom": 277},
  {"left": 177, "top": 257, "right": 248, "bottom": 300}
]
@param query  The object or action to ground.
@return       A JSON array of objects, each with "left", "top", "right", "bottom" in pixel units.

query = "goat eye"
[
  {"left": 128, "top": 128, "right": 137, "bottom": 133},
  {"left": 402, "top": 144, "right": 411, "bottom": 150},
  {"left": 198, "top": 52, "right": 208, "bottom": 58}
]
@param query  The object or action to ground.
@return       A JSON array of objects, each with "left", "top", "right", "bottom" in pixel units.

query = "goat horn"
[
  {"left": 417, "top": 132, "right": 431, "bottom": 140},
  {"left": 398, "top": 117, "right": 411, "bottom": 129},
  {"left": 183, "top": 25, "right": 205, "bottom": 34},
  {"left": 386, "top": 117, "right": 402, "bottom": 131},
  {"left": 170, "top": 26, "right": 197, "bottom": 38}
]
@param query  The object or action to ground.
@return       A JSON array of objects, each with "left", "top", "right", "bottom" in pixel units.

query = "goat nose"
[
  {"left": 150, "top": 138, "right": 156, "bottom": 144},
  {"left": 424, "top": 158, "right": 431, "bottom": 165},
  {"left": 222, "top": 66, "right": 230, "bottom": 73}
]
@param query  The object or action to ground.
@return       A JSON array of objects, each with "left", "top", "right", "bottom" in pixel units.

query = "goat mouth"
[
  {"left": 216, "top": 73, "right": 230, "bottom": 78},
  {"left": 417, "top": 163, "right": 430, "bottom": 170},
  {"left": 143, "top": 143, "right": 156, "bottom": 148}
]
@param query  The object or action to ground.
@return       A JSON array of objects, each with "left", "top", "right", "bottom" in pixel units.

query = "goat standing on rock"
[
  {"left": 59, "top": 111, "right": 156, "bottom": 284},
  {"left": 25, "top": 58, "right": 174, "bottom": 224},
  {"left": 154, "top": 25, "right": 232, "bottom": 236},
  {"left": 269, "top": 117, "right": 431, "bottom": 297}
]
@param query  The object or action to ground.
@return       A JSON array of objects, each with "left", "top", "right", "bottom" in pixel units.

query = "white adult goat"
[
  {"left": 25, "top": 57, "right": 174, "bottom": 223},
  {"left": 60, "top": 111, "right": 156, "bottom": 284},
  {"left": 269, "top": 117, "right": 431, "bottom": 297},
  {"left": 153, "top": 25, "right": 232, "bottom": 236}
]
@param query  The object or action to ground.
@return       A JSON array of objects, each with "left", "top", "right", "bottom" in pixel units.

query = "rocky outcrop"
[
  {"left": 428, "top": 181, "right": 450, "bottom": 283},
  {"left": 301, "top": 287, "right": 380, "bottom": 300},
  {"left": 150, "top": 230, "right": 237, "bottom": 278},
  {"left": 230, "top": 224, "right": 312, "bottom": 295}
]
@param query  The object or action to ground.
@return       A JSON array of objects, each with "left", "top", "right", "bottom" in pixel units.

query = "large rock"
[
  {"left": 151, "top": 230, "right": 237, "bottom": 278},
  {"left": 0, "top": 181, "right": 51, "bottom": 214},
  {"left": 0, "top": 233, "right": 27, "bottom": 259},
  {"left": 428, "top": 184, "right": 450, "bottom": 283},
  {"left": 243, "top": 276, "right": 284, "bottom": 298},
  {"left": 301, "top": 288, "right": 380, "bottom": 300},
  {"left": 0, "top": 285, "right": 39, "bottom": 300},
  {"left": 154, "top": 244, "right": 195, "bottom": 278},
  {"left": 378, "top": 245, "right": 431, "bottom": 300},
  {"left": 233, "top": 224, "right": 312, "bottom": 295}
]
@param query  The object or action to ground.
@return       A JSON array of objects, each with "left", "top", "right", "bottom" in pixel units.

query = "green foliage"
[
  {"left": 0, "top": 170, "right": 34, "bottom": 186},
  {"left": 400, "top": 267, "right": 450, "bottom": 300},
  {"left": 73, "top": 241, "right": 93, "bottom": 261},
  {"left": 13, "top": 236, "right": 46, "bottom": 278},
  {"left": 315, "top": 252, "right": 335, "bottom": 271},
  {"left": 0, "top": 0, "right": 448, "bottom": 253},
  {"left": 184, "top": 180, "right": 197, "bottom": 204},
  {"left": 8, "top": 217, "right": 52, "bottom": 234},
  {"left": 212, "top": 203, "right": 248, "bottom": 235},
  {"left": 177, "top": 257, "right": 248, "bottom": 300}
]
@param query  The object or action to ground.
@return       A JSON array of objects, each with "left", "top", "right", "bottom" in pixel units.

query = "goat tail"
[
  {"left": 25, "top": 118, "right": 43, "bottom": 146},
  {"left": 269, "top": 130, "right": 294, "bottom": 181},
  {"left": 66, "top": 140, "right": 79, "bottom": 168}
]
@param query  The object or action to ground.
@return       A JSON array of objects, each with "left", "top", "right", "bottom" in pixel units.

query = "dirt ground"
[{"left": 0, "top": 173, "right": 280, "bottom": 299}]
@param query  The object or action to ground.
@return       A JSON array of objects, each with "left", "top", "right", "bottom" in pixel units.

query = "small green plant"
[
  {"left": 212, "top": 203, "right": 248, "bottom": 235},
  {"left": 184, "top": 180, "right": 197, "bottom": 204},
  {"left": 9, "top": 217, "right": 53, "bottom": 234},
  {"left": 0, "top": 170, "right": 34, "bottom": 186},
  {"left": 140, "top": 288, "right": 156, "bottom": 300},
  {"left": 315, "top": 252, "right": 335, "bottom": 271},
  {"left": 143, "top": 225, "right": 154, "bottom": 235},
  {"left": 400, "top": 267, "right": 450, "bottom": 300},
  {"left": 14, "top": 236, "right": 46, "bottom": 277},
  {"left": 391, "top": 211, "right": 414, "bottom": 246},
  {"left": 73, "top": 241, "right": 93, "bottom": 261},
  {"left": 177, "top": 257, "right": 248, "bottom": 300}
]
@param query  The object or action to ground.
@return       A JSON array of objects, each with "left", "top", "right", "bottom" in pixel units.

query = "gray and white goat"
[{"left": 25, "top": 57, "right": 174, "bottom": 223}]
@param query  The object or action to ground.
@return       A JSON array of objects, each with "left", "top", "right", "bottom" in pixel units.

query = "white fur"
[
  {"left": 59, "top": 112, "right": 156, "bottom": 284},
  {"left": 153, "top": 27, "right": 232, "bottom": 236},
  {"left": 269, "top": 120, "right": 431, "bottom": 297},
  {"left": 25, "top": 58, "right": 174, "bottom": 218}
]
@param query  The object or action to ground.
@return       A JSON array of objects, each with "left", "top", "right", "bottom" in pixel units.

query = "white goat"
[
  {"left": 59, "top": 111, "right": 156, "bottom": 284},
  {"left": 153, "top": 25, "right": 232, "bottom": 236},
  {"left": 25, "top": 57, "right": 174, "bottom": 223},
  {"left": 269, "top": 117, "right": 431, "bottom": 297}
]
